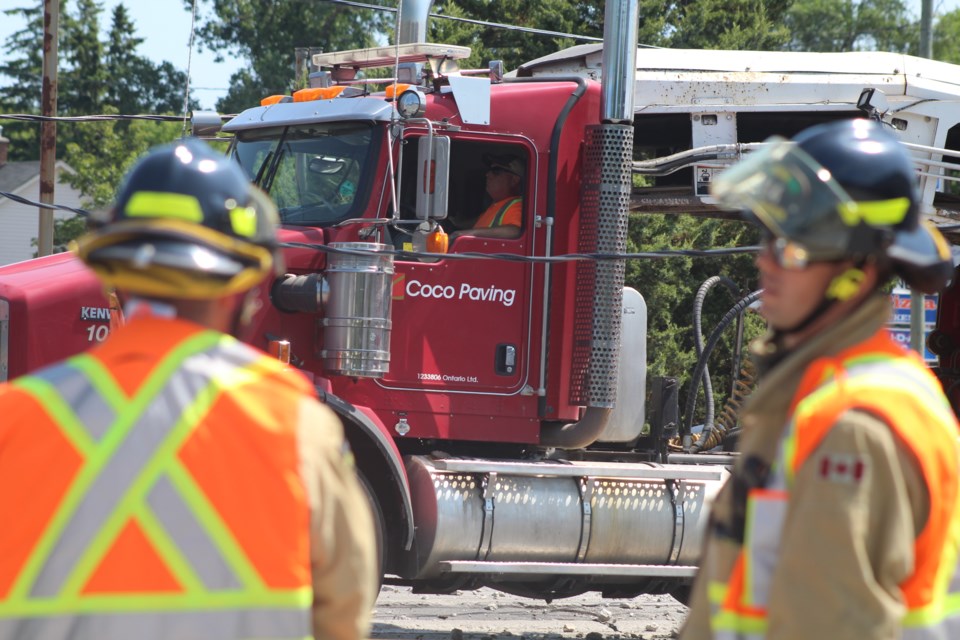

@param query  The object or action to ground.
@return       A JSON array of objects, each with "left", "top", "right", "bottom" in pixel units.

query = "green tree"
[
  {"left": 31, "top": 215, "right": 89, "bottom": 257},
  {"left": 934, "top": 9, "right": 960, "bottom": 64},
  {"left": 0, "top": 3, "right": 47, "bottom": 161},
  {"left": 60, "top": 112, "right": 183, "bottom": 209},
  {"left": 60, "top": 0, "right": 106, "bottom": 115},
  {"left": 668, "top": 0, "right": 791, "bottom": 50},
  {"left": 103, "top": 3, "right": 145, "bottom": 114},
  {"left": 625, "top": 213, "right": 764, "bottom": 427},
  {"left": 784, "top": 0, "right": 917, "bottom": 52},
  {"left": 429, "top": 0, "right": 604, "bottom": 72},
  {"left": 185, "top": 0, "right": 393, "bottom": 114}
]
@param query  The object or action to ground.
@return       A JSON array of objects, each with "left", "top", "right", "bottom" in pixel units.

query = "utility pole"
[
  {"left": 39, "top": 0, "right": 59, "bottom": 257},
  {"left": 912, "top": 0, "right": 934, "bottom": 354}
]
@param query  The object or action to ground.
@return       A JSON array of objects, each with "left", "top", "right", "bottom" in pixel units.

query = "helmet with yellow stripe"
[
  {"left": 77, "top": 139, "right": 281, "bottom": 299},
  {"left": 712, "top": 118, "right": 953, "bottom": 294}
]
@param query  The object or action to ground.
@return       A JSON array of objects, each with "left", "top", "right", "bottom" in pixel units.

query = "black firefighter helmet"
[{"left": 76, "top": 138, "right": 281, "bottom": 299}]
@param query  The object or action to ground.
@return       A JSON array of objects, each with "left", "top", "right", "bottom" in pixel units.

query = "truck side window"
[{"left": 396, "top": 139, "right": 527, "bottom": 247}]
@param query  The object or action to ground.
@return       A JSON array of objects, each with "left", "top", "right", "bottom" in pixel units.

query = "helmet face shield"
[{"left": 711, "top": 138, "right": 860, "bottom": 262}]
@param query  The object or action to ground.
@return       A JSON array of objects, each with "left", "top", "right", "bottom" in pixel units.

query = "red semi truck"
[{"left": 2, "top": 0, "right": 960, "bottom": 600}]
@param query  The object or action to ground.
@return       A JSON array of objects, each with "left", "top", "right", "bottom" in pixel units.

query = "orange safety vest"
[
  {"left": 475, "top": 197, "right": 522, "bottom": 228},
  {"left": 710, "top": 329, "right": 960, "bottom": 639},
  {"left": 0, "top": 317, "right": 313, "bottom": 640}
]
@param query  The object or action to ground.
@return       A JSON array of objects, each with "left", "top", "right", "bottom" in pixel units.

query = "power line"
[
  {"left": 0, "top": 190, "right": 759, "bottom": 261},
  {"left": 0, "top": 190, "right": 89, "bottom": 216},
  {"left": 324, "top": 0, "right": 604, "bottom": 43},
  {"left": 0, "top": 113, "right": 184, "bottom": 123},
  {"left": 283, "top": 242, "right": 760, "bottom": 264}
]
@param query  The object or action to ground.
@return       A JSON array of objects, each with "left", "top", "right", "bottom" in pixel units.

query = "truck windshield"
[{"left": 233, "top": 123, "right": 376, "bottom": 226}]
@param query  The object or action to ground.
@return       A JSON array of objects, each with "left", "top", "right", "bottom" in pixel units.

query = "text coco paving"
[{"left": 404, "top": 280, "right": 516, "bottom": 307}]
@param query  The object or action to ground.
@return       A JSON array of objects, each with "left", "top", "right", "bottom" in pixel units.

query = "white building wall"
[{"left": 0, "top": 162, "right": 84, "bottom": 266}]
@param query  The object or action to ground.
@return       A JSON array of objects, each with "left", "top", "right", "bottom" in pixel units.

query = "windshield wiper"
[
  {"left": 256, "top": 126, "right": 291, "bottom": 193},
  {"left": 253, "top": 150, "right": 273, "bottom": 186}
]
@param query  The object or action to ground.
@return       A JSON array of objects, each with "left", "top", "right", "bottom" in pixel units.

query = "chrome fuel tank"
[{"left": 404, "top": 456, "right": 728, "bottom": 584}]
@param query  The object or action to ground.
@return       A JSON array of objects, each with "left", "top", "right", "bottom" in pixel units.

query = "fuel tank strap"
[
  {"left": 667, "top": 479, "right": 684, "bottom": 565},
  {"left": 575, "top": 478, "right": 594, "bottom": 563},
  {"left": 477, "top": 472, "right": 497, "bottom": 561}
]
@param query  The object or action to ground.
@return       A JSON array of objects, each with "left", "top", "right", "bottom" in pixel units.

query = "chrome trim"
[
  {"left": 439, "top": 560, "right": 697, "bottom": 577},
  {"left": 430, "top": 459, "right": 725, "bottom": 482},
  {"left": 223, "top": 98, "right": 394, "bottom": 132}
]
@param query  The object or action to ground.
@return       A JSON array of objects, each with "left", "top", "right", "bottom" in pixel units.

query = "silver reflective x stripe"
[
  {"left": 903, "top": 614, "right": 960, "bottom": 640},
  {"left": 0, "top": 608, "right": 310, "bottom": 640},
  {"left": 32, "top": 362, "right": 116, "bottom": 442},
  {"left": 28, "top": 342, "right": 256, "bottom": 597}
]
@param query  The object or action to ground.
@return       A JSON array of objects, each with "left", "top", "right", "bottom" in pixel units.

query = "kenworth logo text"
[
  {"left": 405, "top": 280, "right": 516, "bottom": 307},
  {"left": 80, "top": 306, "right": 111, "bottom": 321}
]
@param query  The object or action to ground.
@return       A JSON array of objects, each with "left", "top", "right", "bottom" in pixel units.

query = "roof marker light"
[
  {"left": 293, "top": 86, "right": 347, "bottom": 102},
  {"left": 260, "top": 95, "right": 292, "bottom": 106}
]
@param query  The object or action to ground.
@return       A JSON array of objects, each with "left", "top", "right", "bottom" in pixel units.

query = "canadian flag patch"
[{"left": 817, "top": 453, "right": 867, "bottom": 484}]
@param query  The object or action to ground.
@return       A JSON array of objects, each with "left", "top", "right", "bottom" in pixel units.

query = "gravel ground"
[{"left": 371, "top": 585, "right": 688, "bottom": 640}]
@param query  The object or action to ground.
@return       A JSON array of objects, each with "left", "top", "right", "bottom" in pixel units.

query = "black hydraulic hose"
[
  {"left": 692, "top": 276, "right": 742, "bottom": 431},
  {"left": 683, "top": 289, "right": 762, "bottom": 452}
]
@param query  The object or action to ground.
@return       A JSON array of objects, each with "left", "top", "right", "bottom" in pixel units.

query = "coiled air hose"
[
  {"left": 692, "top": 276, "right": 742, "bottom": 431},
  {"left": 696, "top": 358, "right": 757, "bottom": 452},
  {"left": 683, "top": 289, "right": 762, "bottom": 452}
]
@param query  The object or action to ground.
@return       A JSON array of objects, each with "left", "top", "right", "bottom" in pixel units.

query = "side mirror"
[
  {"left": 857, "top": 88, "right": 889, "bottom": 121},
  {"left": 308, "top": 157, "right": 346, "bottom": 175},
  {"left": 415, "top": 135, "right": 450, "bottom": 220},
  {"left": 190, "top": 111, "right": 223, "bottom": 137}
]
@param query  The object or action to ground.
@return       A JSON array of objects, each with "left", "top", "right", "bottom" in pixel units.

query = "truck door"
[{"left": 380, "top": 137, "right": 537, "bottom": 398}]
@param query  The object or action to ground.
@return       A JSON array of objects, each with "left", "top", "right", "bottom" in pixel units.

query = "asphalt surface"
[{"left": 371, "top": 586, "right": 687, "bottom": 640}]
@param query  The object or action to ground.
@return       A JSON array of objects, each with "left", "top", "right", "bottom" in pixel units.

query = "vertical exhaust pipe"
[
  {"left": 542, "top": 0, "right": 639, "bottom": 450},
  {"left": 600, "top": 0, "right": 640, "bottom": 123},
  {"left": 398, "top": 0, "right": 434, "bottom": 44}
]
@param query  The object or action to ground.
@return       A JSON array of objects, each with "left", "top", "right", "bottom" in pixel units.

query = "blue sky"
[
  {"left": 1, "top": 0, "right": 959, "bottom": 112},
  {"left": 0, "top": 0, "right": 243, "bottom": 111}
]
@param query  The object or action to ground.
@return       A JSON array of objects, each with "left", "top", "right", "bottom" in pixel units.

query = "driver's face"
[{"left": 486, "top": 167, "right": 520, "bottom": 201}]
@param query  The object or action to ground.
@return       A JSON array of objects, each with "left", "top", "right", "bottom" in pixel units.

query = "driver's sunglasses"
[
  {"left": 760, "top": 234, "right": 811, "bottom": 270},
  {"left": 488, "top": 167, "right": 515, "bottom": 176}
]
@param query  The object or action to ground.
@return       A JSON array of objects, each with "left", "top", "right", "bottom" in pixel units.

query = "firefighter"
[
  {"left": 450, "top": 153, "right": 524, "bottom": 240},
  {"left": 680, "top": 119, "right": 960, "bottom": 639},
  {"left": 0, "top": 139, "right": 377, "bottom": 640}
]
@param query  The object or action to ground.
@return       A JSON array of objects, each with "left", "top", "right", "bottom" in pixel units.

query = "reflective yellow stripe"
[
  {"left": 712, "top": 609, "right": 768, "bottom": 635},
  {"left": 903, "top": 593, "right": 960, "bottom": 627},
  {"left": 708, "top": 580, "right": 729, "bottom": 605},
  {"left": 837, "top": 197, "right": 910, "bottom": 226},
  {"left": 0, "top": 588, "right": 311, "bottom": 616},
  {"left": 228, "top": 206, "right": 258, "bottom": 238},
  {"left": 124, "top": 192, "right": 204, "bottom": 222},
  {"left": 13, "top": 376, "right": 97, "bottom": 458},
  {"left": 490, "top": 197, "right": 521, "bottom": 227}
]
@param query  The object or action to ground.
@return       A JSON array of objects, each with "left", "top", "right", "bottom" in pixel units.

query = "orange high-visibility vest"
[
  {"left": 710, "top": 329, "right": 960, "bottom": 639},
  {"left": 475, "top": 197, "right": 522, "bottom": 228},
  {"left": 0, "top": 317, "right": 313, "bottom": 640}
]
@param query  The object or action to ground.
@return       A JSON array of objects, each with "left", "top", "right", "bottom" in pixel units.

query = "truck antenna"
[{"left": 181, "top": 0, "right": 200, "bottom": 137}]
